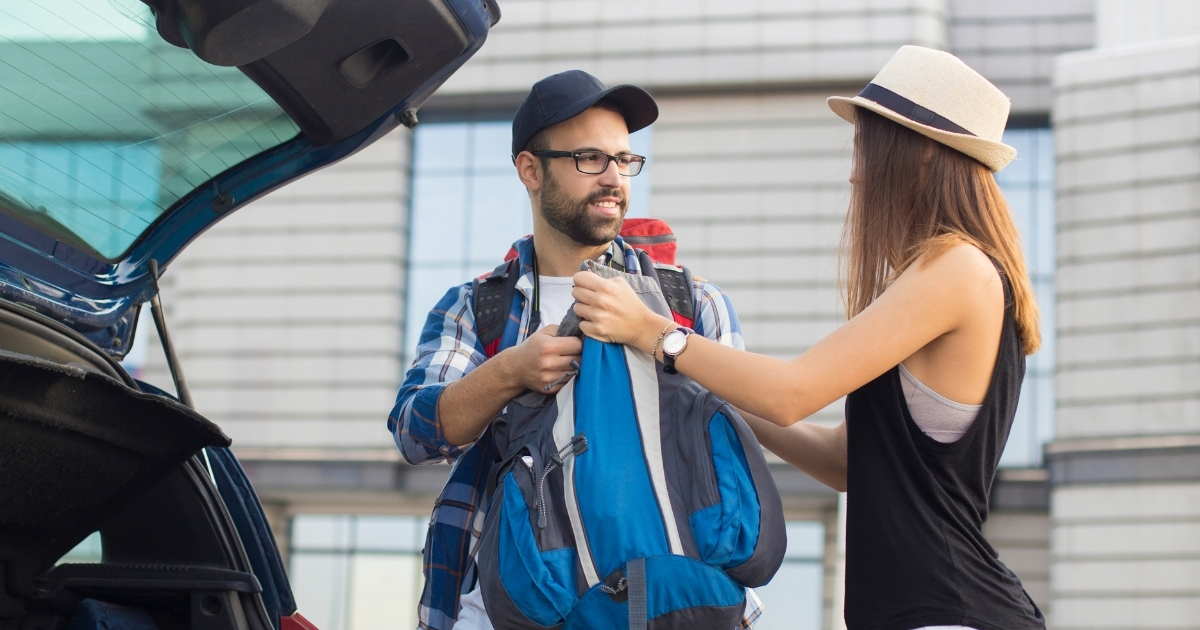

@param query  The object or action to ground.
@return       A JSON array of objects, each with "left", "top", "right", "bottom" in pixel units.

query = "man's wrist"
[{"left": 492, "top": 346, "right": 526, "bottom": 394}]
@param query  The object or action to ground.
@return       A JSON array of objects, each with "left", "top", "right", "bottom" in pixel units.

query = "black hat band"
[{"left": 858, "top": 83, "right": 975, "bottom": 137}]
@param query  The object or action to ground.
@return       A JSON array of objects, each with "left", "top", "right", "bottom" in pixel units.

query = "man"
[{"left": 389, "top": 70, "right": 759, "bottom": 629}]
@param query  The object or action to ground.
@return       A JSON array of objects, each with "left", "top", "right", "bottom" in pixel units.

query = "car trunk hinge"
[{"left": 148, "top": 259, "right": 216, "bottom": 482}]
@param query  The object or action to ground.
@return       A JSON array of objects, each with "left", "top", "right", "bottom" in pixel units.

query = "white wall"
[
  {"left": 1054, "top": 38, "right": 1200, "bottom": 439},
  {"left": 1096, "top": 0, "right": 1200, "bottom": 48},
  {"left": 1051, "top": 36, "right": 1200, "bottom": 628},
  {"left": 440, "top": 0, "right": 947, "bottom": 94}
]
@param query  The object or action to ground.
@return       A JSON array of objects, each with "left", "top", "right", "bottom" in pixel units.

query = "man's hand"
[
  {"left": 501, "top": 324, "right": 583, "bottom": 394},
  {"left": 438, "top": 324, "right": 583, "bottom": 446}
]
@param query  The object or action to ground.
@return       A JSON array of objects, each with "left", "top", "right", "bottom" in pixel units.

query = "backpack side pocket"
[
  {"left": 480, "top": 473, "right": 578, "bottom": 628},
  {"left": 688, "top": 412, "right": 757, "bottom": 568},
  {"left": 715, "top": 407, "right": 787, "bottom": 587}
]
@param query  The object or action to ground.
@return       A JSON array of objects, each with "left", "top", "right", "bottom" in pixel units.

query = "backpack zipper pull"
[
  {"left": 536, "top": 433, "right": 588, "bottom": 529},
  {"left": 543, "top": 359, "right": 582, "bottom": 392}
]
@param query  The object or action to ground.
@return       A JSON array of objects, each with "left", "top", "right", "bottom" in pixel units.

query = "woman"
[{"left": 570, "top": 46, "right": 1046, "bottom": 630}]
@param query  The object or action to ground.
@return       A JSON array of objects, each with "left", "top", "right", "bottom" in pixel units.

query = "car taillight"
[{"left": 280, "top": 613, "right": 319, "bottom": 630}]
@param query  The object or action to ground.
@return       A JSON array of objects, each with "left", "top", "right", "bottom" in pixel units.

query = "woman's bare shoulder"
[
  {"left": 895, "top": 242, "right": 1003, "bottom": 310},
  {"left": 919, "top": 242, "right": 999, "bottom": 283}
]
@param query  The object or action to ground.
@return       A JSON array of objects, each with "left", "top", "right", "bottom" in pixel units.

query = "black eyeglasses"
[{"left": 531, "top": 150, "right": 646, "bottom": 176}]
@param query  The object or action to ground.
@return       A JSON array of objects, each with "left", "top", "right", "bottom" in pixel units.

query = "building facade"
[
  {"left": 1048, "top": 1, "right": 1200, "bottom": 627},
  {"left": 126, "top": 1, "right": 1198, "bottom": 628}
]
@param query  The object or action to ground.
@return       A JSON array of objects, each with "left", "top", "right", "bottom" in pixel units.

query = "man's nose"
[{"left": 597, "top": 157, "right": 623, "bottom": 187}]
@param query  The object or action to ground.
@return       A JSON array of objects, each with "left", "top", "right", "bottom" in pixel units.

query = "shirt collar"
[{"left": 510, "top": 234, "right": 642, "bottom": 300}]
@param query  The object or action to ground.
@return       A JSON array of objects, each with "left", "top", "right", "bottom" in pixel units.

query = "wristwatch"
[{"left": 661, "top": 327, "right": 694, "bottom": 374}]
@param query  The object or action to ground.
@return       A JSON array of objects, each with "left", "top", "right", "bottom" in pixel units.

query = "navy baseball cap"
[{"left": 511, "top": 70, "right": 658, "bottom": 159}]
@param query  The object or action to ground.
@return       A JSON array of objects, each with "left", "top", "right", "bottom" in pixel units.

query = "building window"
[
  {"left": 289, "top": 514, "right": 427, "bottom": 630},
  {"left": 404, "top": 120, "right": 532, "bottom": 364},
  {"left": 404, "top": 119, "right": 652, "bottom": 364},
  {"left": 754, "top": 521, "right": 825, "bottom": 629},
  {"left": 995, "top": 127, "right": 1055, "bottom": 468}
]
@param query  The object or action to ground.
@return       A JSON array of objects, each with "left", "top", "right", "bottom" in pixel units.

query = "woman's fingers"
[
  {"left": 570, "top": 270, "right": 647, "bottom": 345},
  {"left": 571, "top": 270, "right": 606, "bottom": 293},
  {"left": 569, "top": 301, "right": 593, "bottom": 320},
  {"left": 577, "top": 320, "right": 612, "bottom": 344},
  {"left": 572, "top": 304, "right": 611, "bottom": 341}
]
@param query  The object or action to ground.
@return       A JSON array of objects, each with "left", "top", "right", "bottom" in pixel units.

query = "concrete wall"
[
  {"left": 948, "top": 0, "right": 1094, "bottom": 113},
  {"left": 1096, "top": 0, "right": 1200, "bottom": 48},
  {"left": 1051, "top": 36, "right": 1200, "bottom": 629},
  {"left": 439, "top": 0, "right": 946, "bottom": 95},
  {"left": 1052, "top": 482, "right": 1200, "bottom": 627},
  {"left": 1054, "top": 39, "right": 1200, "bottom": 440}
]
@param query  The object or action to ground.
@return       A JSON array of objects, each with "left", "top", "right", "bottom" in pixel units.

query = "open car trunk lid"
[{"left": 0, "top": 0, "right": 495, "bottom": 354}]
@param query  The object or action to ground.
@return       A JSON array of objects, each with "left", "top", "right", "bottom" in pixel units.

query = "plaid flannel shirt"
[{"left": 389, "top": 235, "right": 762, "bottom": 630}]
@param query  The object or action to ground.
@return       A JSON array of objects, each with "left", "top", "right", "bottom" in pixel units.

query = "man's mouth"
[{"left": 589, "top": 195, "right": 623, "bottom": 216}]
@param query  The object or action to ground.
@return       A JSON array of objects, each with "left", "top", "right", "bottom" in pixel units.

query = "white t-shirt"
[
  {"left": 535, "top": 275, "right": 576, "bottom": 331},
  {"left": 453, "top": 276, "right": 576, "bottom": 630}
]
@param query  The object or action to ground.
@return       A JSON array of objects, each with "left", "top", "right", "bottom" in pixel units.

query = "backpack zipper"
[{"left": 536, "top": 433, "right": 588, "bottom": 529}]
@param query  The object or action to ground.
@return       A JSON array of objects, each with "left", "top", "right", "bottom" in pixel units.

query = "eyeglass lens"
[{"left": 575, "top": 151, "right": 644, "bottom": 176}]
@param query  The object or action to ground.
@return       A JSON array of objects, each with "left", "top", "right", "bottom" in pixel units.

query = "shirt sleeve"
[
  {"left": 387, "top": 283, "right": 487, "bottom": 465},
  {"left": 691, "top": 278, "right": 745, "bottom": 351}
]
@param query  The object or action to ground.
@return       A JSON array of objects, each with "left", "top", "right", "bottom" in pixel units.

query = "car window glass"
[
  {"left": 57, "top": 530, "right": 102, "bottom": 564},
  {"left": 0, "top": 0, "right": 300, "bottom": 261}
]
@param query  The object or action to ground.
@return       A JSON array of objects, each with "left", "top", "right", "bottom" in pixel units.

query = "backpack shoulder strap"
[
  {"left": 635, "top": 249, "right": 695, "bottom": 328},
  {"left": 472, "top": 258, "right": 520, "bottom": 358}
]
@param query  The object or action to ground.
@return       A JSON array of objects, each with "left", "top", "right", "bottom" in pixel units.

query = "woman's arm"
[
  {"left": 739, "top": 408, "right": 848, "bottom": 491},
  {"left": 571, "top": 243, "right": 1001, "bottom": 427}
]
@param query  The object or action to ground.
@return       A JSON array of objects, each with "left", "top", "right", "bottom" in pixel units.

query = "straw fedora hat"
[{"left": 828, "top": 46, "right": 1016, "bottom": 172}]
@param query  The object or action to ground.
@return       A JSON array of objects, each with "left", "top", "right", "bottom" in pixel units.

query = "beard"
[{"left": 539, "top": 171, "right": 627, "bottom": 247}]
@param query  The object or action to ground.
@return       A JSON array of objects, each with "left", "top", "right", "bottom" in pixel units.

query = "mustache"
[{"left": 584, "top": 188, "right": 626, "bottom": 205}]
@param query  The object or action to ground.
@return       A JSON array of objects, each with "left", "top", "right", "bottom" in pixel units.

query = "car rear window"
[{"left": 0, "top": 0, "right": 300, "bottom": 261}]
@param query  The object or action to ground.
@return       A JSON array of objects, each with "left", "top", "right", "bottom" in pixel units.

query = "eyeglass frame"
[{"left": 529, "top": 149, "right": 647, "bottom": 177}]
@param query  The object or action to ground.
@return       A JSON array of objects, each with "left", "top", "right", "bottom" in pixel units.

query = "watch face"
[{"left": 663, "top": 330, "right": 688, "bottom": 355}]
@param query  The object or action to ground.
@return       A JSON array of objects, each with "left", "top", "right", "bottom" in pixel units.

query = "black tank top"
[{"left": 844, "top": 273, "right": 1045, "bottom": 630}]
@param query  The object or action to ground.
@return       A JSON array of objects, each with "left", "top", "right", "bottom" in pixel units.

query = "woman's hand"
[{"left": 571, "top": 270, "right": 669, "bottom": 353}]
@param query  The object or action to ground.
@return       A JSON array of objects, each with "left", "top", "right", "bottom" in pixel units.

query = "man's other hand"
[{"left": 502, "top": 325, "right": 583, "bottom": 394}]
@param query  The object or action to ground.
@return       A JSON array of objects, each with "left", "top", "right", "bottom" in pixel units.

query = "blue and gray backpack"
[{"left": 475, "top": 261, "right": 786, "bottom": 630}]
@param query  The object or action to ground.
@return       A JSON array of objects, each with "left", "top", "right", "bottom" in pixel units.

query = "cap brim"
[
  {"left": 542, "top": 84, "right": 659, "bottom": 137},
  {"left": 827, "top": 95, "right": 1016, "bottom": 173}
]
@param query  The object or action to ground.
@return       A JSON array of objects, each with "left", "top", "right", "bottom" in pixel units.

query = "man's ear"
[{"left": 515, "top": 151, "right": 543, "bottom": 192}]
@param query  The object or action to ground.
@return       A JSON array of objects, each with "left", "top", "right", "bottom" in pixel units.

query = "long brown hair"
[{"left": 841, "top": 107, "right": 1040, "bottom": 355}]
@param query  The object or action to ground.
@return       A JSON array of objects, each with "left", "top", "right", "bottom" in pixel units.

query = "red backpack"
[{"left": 475, "top": 218, "right": 695, "bottom": 358}]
